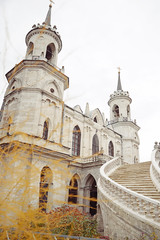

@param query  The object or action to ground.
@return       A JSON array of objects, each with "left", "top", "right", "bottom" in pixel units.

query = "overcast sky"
[{"left": 1, "top": 0, "right": 160, "bottom": 162}]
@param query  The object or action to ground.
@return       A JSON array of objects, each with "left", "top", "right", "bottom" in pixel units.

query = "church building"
[{"left": 0, "top": 4, "right": 140, "bottom": 227}]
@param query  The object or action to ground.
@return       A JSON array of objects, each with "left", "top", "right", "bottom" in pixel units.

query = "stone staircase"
[{"left": 109, "top": 161, "right": 160, "bottom": 201}]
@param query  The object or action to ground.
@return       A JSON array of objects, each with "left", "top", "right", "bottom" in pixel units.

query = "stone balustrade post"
[
  {"left": 139, "top": 199, "right": 145, "bottom": 215},
  {"left": 132, "top": 196, "right": 138, "bottom": 212},
  {"left": 153, "top": 205, "right": 160, "bottom": 222}
]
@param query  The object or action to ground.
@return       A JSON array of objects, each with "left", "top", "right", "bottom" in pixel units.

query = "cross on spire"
[
  {"left": 49, "top": 0, "right": 55, "bottom": 7},
  {"left": 44, "top": 1, "right": 55, "bottom": 26}
]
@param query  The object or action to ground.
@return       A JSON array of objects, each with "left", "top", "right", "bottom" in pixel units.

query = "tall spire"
[
  {"left": 117, "top": 67, "right": 122, "bottom": 91},
  {"left": 44, "top": 4, "right": 52, "bottom": 26}
]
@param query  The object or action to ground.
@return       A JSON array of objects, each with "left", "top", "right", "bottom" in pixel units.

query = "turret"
[
  {"left": 25, "top": 4, "right": 62, "bottom": 66},
  {"left": 108, "top": 69, "right": 140, "bottom": 164},
  {"left": 108, "top": 69, "right": 132, "bottom": 122},
  {"left": 0, "top": 4, "right": 69, "bottom": 147}
]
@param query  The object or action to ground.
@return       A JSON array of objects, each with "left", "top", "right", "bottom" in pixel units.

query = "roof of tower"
[
  {"left": 117, "top": 68, "right": 122, "bottom": 91},
  {"left": 44, "top": 4, "right": 52, "bottom": 26},
  {"left": 108, "top": 69, "right": 132, "bottom": 104},
  {"left": 25, "top": 2, "right": 62, "bottom": 52}
]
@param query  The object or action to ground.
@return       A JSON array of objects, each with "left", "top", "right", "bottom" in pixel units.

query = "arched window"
[
  {"left": 94, "top": 117, "right": 97, "bottom": 123},
  {"left": 45, "top": 43, "right": 55, "bottom": 62},
  {"left": 72, "top": 125, "right": 81, "bottom": 156},
  {"left": 92, "top": 134, "right": 99, "bottom": 155},
  {"left": 68, "top": 175, "right": 79, "bottom": 204},
  {"left": 39, "top": 166, "right": 52, "bottom": 212},
  {"left": 42, "top": 120, "right": 49, "bottom": 140},
  {"left": 113, "top": 105, "right": 119, "bottom": 118},
  {"left": 109, "top": 141, "right": 114, "bottom": 157}
]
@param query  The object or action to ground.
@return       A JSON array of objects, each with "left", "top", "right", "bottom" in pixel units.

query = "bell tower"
[
  {"left": 108, "top": 69, "right": 140, "bottom": 164},
  {"left": 0, "top": 4, "right": 69, "bottom": 149},
  {"left": 108, "top": 69, "right": 132, "bottom": 122},
  {"left": 25, "top": 4, "right": 61, "bottom": 66}
]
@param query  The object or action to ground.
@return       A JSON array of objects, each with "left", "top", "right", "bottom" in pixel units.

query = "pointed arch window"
[
  {"left": 109, "top": 141, "right": 114, "bottom": 157},
  {"left": 94, "top": 117, "right": 97, "bottom": 123},
  {"left": 92, "top": 134, "right": 99, "bottom": 155},
  {"left": 72, "top": 125, "right": 81, "bottom": 156},
  {"left": 42, "top": 120, "right": 49, "bottom": 140}
]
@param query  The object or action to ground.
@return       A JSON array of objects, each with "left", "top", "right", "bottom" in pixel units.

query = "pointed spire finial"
[
  {"left": 117, "top": 67, "right": 122, "bottom": 91},
  {"left": 44, "top": 1, "right": 55, "bottom": 26}
]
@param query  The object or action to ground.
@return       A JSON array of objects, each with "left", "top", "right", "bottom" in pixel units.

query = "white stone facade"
[{"left": 0, "top": 4, "right": 142, "bottom": 236}]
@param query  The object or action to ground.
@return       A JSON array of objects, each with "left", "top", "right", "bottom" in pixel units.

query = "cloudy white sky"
[{"left": 1, "top": 0, "right": 160, "bottom": 162}]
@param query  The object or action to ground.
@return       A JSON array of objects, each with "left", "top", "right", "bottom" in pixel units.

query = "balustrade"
[
  {"left": 150, "top": 148, "right": 160, "bottom": 191},
  {"left": 98, "top": 156, "right": 160, "bottom": 226}
]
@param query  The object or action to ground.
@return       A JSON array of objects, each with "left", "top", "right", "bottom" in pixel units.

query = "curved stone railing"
[
  {"left": 98, "top": 157, "right": 160, "bottom": 226},
  {"left": 150, "top": 147, "right": 160, "bottom": 192}
]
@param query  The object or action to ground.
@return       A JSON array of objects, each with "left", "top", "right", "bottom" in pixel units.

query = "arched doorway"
[
  {"left": 90, "top": 178, "right": 97, "bottom": 216},
  {"left": 68, "top": 174, "right": 79, "bottom": 204},
  {"left": 39, "top": 166, "right": 52, "bottom": 212},
  {"left": 84, "top": 175, "right": 97, "bottom": 216}
]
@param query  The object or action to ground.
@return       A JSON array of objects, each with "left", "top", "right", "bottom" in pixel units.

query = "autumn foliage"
[{"left": 0, "top": 205, "right": 100, "bottom": 239}]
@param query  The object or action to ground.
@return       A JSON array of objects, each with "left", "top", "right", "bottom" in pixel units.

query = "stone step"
[
  {"left": 109, "top": 161, "right": 160, "bottom": 201},
  {"left": 113, "top": 182, "right": 154, "bottom": 185}
]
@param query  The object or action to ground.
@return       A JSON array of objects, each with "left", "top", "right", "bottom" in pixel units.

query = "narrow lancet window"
[
  {"left": 72, "top": 125, "right": 81, "bottom": 156},
  {"left": 92, "top": 134, "right": 99, "bottom": 155},
  {"left": 42, "top": 120, "right": 49, "bottom": 140},
  {"left": 109, "top": 141, "right": 114, "bottom": 157}
]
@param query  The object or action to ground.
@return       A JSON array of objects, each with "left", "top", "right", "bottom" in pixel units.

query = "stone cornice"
[
  {"left": 4, "top": 87, "right": 62, "bottom": 104},
  {"left": 5, "top": 60, "right": 69, "bottom": 90},
  {"left": 108, "top": 120, "right": 140, "bottom": 131},
  {"left": 0, "top": 140, "right": 71, "bottom": 161}
]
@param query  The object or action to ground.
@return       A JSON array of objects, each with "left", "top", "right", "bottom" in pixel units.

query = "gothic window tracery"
[
  {"left": 109, "top": 141, "right": 114, "bottom": 157},
  {"left": 72, "top": 125, "right": 81, "bottom": 156}
]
